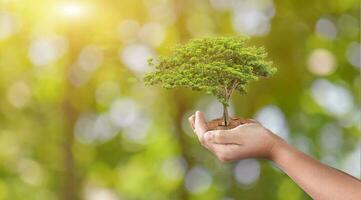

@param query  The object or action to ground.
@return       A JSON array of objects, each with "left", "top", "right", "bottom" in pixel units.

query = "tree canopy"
[{"left": 144, "top": 36, "right": 277, "bottom": 105}]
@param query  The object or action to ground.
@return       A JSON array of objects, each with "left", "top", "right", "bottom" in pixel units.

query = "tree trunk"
[{"left": 222, "top": 103, "right": 229, "bottom": 126}]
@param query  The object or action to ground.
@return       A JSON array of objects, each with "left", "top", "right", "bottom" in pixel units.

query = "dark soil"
[{"left": 206, "top": 117, "right": 256, "bottom": 130}]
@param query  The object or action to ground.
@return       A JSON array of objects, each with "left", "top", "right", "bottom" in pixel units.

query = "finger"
[
  {"left": 188, "top": 115, "right": 195, "bottom": 130},
  {"left": 194, "top": 111, "right": 209, "bottom": 145},
  {"left": 210, "top": 143, "right": 239, "bottom": 162},
  {"left": 195, "top": 111, "right": 207, "bottom": 135},
  {"left": 204, "top": 130, "right": 240, "bottom": 144}
]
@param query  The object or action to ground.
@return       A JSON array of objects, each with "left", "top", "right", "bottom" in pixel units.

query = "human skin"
[{"left": 188, "top": 111, "right": 361, "bottom": 200}]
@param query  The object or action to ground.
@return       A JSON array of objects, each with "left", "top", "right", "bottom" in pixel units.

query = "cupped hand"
[{"left": 188, "top": 111, "right": 283, "bottom": 162}]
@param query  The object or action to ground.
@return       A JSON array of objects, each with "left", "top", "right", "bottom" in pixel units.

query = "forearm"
[{"left": 272, "top": 139, "right": 361, "bottom": 200}]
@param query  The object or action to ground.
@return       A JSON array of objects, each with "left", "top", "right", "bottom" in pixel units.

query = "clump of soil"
[{"left": 206, "top": 117, "right": 256, "bottom": 130}]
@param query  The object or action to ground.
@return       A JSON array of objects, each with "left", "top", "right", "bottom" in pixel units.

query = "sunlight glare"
[{"left": 57, "top": 3, "right": 86, "bottom": 18}]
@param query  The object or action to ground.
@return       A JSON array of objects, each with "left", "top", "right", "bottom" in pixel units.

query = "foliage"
[
  {"left": 144, "top": 37, "right": 276, "bottom": 106},
  {"left": 0, "top": 0, "right": 359, "bottom": 200}
]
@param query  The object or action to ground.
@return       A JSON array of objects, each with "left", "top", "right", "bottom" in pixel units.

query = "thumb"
[
  {"left": 195, "top": 111, "right": 208, "bottom": 134},
  {"left": 204, "top": 130, "right": 240, "bottom": 144}
]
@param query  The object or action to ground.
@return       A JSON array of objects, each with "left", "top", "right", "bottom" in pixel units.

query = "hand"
[
  {"left": 188, "top": 111, "right": 284, "bottom": 162},
  {"left": 190, "top": 111, "right": 361, "bottom": 200}
]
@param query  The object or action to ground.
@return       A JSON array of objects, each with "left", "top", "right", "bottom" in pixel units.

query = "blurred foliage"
[{"left": 0, "top": 0, "right": 360, "bottom": 200}]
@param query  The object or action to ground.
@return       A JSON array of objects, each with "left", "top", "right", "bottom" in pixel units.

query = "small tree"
[{"left": 144, "top": 36, "right": 276, "bottom": 127}]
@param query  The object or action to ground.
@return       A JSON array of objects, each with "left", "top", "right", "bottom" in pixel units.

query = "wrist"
[{"left": 269, "top": 134, "right": 291, "bottom": 164}]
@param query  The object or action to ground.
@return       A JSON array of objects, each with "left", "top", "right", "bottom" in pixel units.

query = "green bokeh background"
[{"left": 0, "top": 0, "right": 360, "bottom": 199}]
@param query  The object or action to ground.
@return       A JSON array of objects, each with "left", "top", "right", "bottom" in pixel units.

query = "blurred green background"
[{"left": 0, "top": 0, "right": 360, "bottom": 199}]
